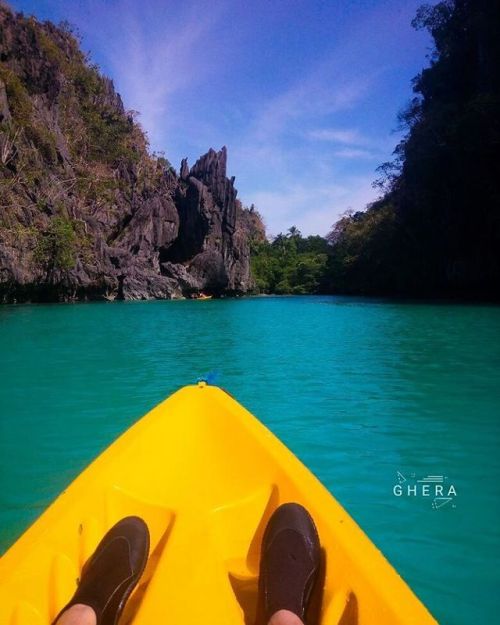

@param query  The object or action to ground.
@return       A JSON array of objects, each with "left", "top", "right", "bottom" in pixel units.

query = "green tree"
[{"left": 34, "top": 217, "right": 77, "bottom": 281}]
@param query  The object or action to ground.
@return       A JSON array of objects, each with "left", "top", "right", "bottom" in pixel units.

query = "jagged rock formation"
[{"left": 0, "top": 3, "right": 263, "bottom": 302}]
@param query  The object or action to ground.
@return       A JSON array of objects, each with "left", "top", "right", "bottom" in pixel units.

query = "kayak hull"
[{"left": 0, "top": 384, "right": 438, "bottom": 624}]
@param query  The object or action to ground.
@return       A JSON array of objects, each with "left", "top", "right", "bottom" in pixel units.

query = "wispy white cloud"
[
  {"left": 77, "top": 0, "right": 228, "bottom": 153},
  {"left": 306, "top": 128, "right": 381, "bottom": 159},
  {"left": 308, "top": 128, "right": 366, "bottom": 145},
  {"left": 112, "top": 18, "right": 210, "bottom": 129},
  {"left": 225, "top": 2, "right": 396, "bottom": 236},
  {"left": 333, "top": 147, "right": 377, "bottom": 159},
  {"left": 250, "top": 176, "right": 379, "bottom": 238},
  {"left": 231, "top": 52, "right": 382, "bottom": 234},
  {"left": 250, "top": 73, "right": 375, "bottom": 142}
]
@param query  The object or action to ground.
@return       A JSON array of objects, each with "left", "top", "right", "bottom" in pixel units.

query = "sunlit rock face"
[{"left": 0, "top": 5, "right": 261, "bottom": 302}]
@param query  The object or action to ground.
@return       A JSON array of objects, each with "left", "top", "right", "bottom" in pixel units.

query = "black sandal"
[
  {"left": 257, "top": 503, "right": 320, "bottom": 624},
  {"left": 53, "top": 516, "right": 150, "bottom": 625}
]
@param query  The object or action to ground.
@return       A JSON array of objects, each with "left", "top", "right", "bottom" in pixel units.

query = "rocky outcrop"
[
  {"left": 163, "top": 147, "right": 251, "bottom": 293},
  {"left": 0, "top": 3, "right": 262, "bottom": 302}
]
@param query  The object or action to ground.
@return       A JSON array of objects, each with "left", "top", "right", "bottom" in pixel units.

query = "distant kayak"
[{"left": 0, "top": 383, "right": 437, "bottom": 624}]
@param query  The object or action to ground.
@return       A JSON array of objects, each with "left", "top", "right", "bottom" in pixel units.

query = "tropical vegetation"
[{"left": 250, "top": 226, "right": 329, "bottom": 294}]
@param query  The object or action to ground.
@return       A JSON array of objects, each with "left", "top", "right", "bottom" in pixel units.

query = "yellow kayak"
[{"left": 0, "top": 383, "right": 437, "bottom": 625}]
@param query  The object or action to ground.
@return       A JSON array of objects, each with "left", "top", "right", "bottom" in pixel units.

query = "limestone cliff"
[{"left": 0, "top": 3, "right": 263, "bottom": 302}]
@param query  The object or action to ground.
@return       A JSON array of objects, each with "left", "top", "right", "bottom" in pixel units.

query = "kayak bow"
[{"left": 0, "top": 383, "right": 437, "bottom": 624}]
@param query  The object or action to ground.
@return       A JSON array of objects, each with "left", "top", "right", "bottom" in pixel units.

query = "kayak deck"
[{"left": 0, "top": 383, "right": 437, "bottom": 624}]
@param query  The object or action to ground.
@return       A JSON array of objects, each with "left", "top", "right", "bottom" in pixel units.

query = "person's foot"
[
  {"left": 257, "top": 503, "right": 320, "bottom": 625},
  {"left": 54, "top": 516, "right": 149, "bottom": 625}
]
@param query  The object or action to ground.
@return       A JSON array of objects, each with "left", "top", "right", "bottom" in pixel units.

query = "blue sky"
[{"left": 10, "top": 0, "right": 431, "bottom": 236}]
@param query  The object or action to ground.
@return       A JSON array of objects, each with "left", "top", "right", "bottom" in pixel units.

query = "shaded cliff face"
[{"left": 0, "top": 4, "right": 262, "bottom": 302}]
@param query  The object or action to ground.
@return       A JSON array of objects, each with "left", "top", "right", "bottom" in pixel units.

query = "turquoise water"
[{"left": 1, "top": 296, "right": 499, "bottom": 624}]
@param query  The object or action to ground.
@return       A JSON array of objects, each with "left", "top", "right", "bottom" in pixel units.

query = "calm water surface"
[{"left": 1, "top": 296, "right": 499, "bottom": 624}]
